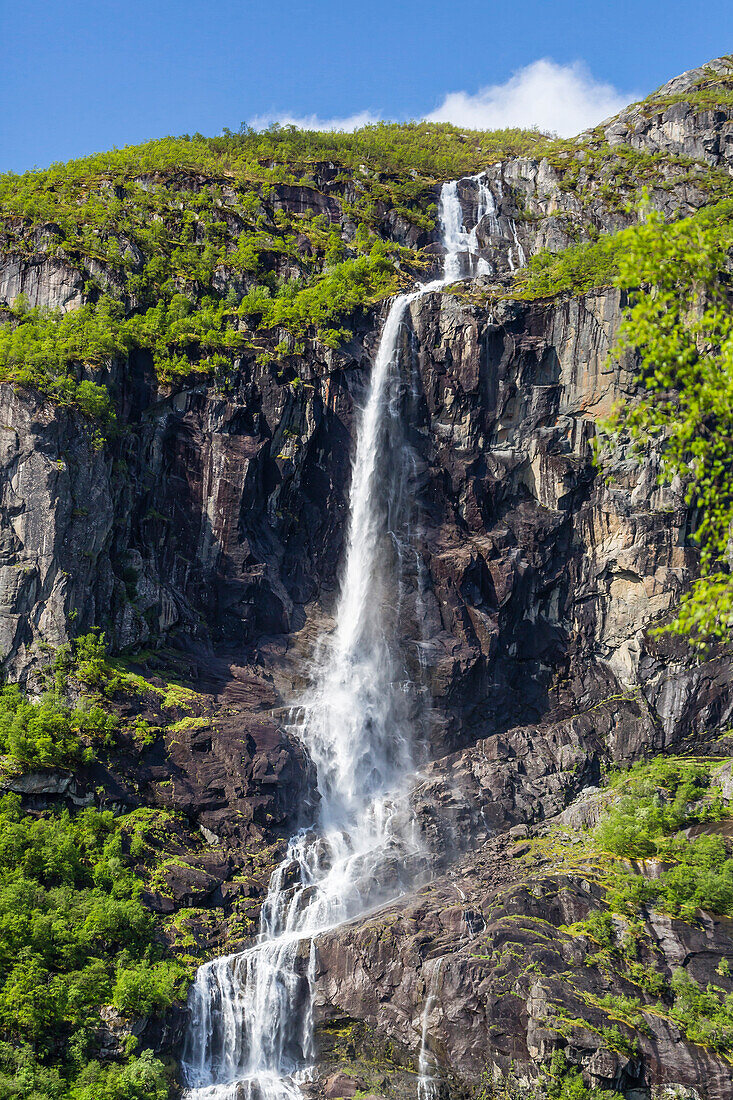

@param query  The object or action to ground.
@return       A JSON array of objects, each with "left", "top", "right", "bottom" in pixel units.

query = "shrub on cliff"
[
  {"left": 670, "top": 968, "right": 733, "bottom": 1051},
  {"left": 0, "top": 794, "right": 183, "bottom": 1097},
  {"left": 602, "top": 196, "right": 733, "bottom": 646},
  {"left": 0, "top": 297, "right": 119, "bottom": 418},
  {"left": 510, "top": 232, "right": 624, "bottom": 300},
  {"left": 0, "top": 684, "right": 117, "bottom": 769},
  {"left": 594, "top": 758, "right": 733, "bottom": 921}
]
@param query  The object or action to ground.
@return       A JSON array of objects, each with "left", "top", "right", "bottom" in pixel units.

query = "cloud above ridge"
[
  {"left": 426, "top": 59, "right": 635, "bottom": 137},
  {"left": 247, "top": 59, "right": 636, "bottom": 139},
  {"left": 248, "top": 109, "right": 380, "bottom": 132}
]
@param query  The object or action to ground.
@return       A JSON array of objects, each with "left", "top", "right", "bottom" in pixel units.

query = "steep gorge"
[{"left": 1, "top": 56, "right": 733, "bottom": 1100}]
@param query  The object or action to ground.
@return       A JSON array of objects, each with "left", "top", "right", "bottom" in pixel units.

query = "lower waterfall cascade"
[
  {"left": 180, "top": 176, "right": 498, "bottom": 1100},
  {"left": 416, "top": 959, "right": 443, "bottom": 1100}
]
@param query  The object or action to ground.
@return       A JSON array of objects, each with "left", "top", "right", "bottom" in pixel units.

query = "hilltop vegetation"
[
  {"left": 1, "top": 64, "right": 732, "bottom": 421},
  {"left": 0, "top": 123, "right": 548, "bottom": 413}
]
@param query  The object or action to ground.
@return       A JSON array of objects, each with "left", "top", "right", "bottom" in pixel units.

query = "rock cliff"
[{"left": 1, "top": 55, "right": 733, "bottom": 1100}]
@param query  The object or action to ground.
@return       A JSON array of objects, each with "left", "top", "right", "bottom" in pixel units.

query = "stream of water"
[{"left": 180, "top": 174, "right": 496, "bottom": 1100}]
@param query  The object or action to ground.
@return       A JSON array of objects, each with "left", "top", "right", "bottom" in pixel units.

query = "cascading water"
[
  {"left": 180, "top": 175, "right": 497, "bottom": 1100},
  {"left": 441, "top": 174, "right": 496, "bottom": 281},
  {"left": 416, "top": 960, "right": 443, "bottom": 1100}
]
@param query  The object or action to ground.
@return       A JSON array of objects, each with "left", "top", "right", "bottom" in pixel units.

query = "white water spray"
[
  {"left": 440, "top": 175, "right": 496, "bottom": 282},
  {"left": 180, "top": 176, "right": 495, "bottom": 1100},
  {"left": 417, "top": 960, "right": 443, "bottom": 1100}
]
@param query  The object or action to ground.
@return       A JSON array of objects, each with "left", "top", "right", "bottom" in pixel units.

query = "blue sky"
[{"left": 2, "top": 0, "right": 732, "bottom": 172}]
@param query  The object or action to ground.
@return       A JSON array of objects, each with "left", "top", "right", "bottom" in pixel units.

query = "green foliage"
[
  {"left": 670, "top": 968, "right": 733, "bottom": 1052},
  {"left": 595, "top": 758, "right": 723, "bottom": 858},
  {"left": 72, "top": 629, "right": 113, "bottom": 688},
  {"left": 541, "top": 138, "right": 730, "bottom": 215},
  {"left": 601, "top": 197, "right": 733, "bottom": 646},
  {"left": 68, "top": 1050, "right": 169, "bottom": 1100},
  {"left": 0, "top": 122, "right": 550, "bottom": 414},
  {"left": 0, "top": 794, "right": 182, "bottom": 1097},
  {"left": 580, "top": 908, "right": 615, "bottom": 951},
  {"left": 543, "top": 1049, "right": 615, "bottom": 1100},
  {"left": 2, "top": 84, "right": 730, "bottom": 420},
  {"left": 545, "top": 754, "right": 733, "bottom": 1062},
  {"left": 0, "top": 125, "right": 547, "bottom": 222},
  {"left": 594, "top": 993, "right": 647, "bottom": 1033},
  {"left": 510, "top": 233, "right": 624, "bottom": 300},
  {"left": 112, "top": 960, "right": 187, "bottom": 1017},
  {"left": 0, "top": 684, "right": 117, "bottom": 769},
  {"left": 0, "top": 1042, "right": 67, "bottom": 1099},
  {"left": 592, "top": 758, "right": 733, "bottom": 921},
  {"left": 0, "top": 300, "right": 120, "bottom": 418},
  {"left": 246, "top": 246, "right": 396, "bottom": 346}
]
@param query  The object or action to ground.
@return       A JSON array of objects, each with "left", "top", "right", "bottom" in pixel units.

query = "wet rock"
[{"left": 314, "top": 832, "right": 733, "bottom": 1100}]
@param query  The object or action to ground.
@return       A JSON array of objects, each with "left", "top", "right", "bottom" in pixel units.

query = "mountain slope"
[{"left": 0, "top": 55, "right": 731, "bottom": 1100}]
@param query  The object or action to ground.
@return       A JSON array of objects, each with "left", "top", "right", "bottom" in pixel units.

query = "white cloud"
[
  {"left": 247, "top": 109, "right": 380, "bottom": 132},
  {"left": 244, "top": 60, "right": 636, "bottom": 140},
  {"left": 426, "top": 59, "right": 635, "bottom": 137}
]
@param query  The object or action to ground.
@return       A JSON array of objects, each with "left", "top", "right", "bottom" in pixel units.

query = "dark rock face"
[
  {"left": 314, "top": 835, "right": 733, "bottom": 1100},
  {"left": 391, "top": 287, "right": 731, "bottom": 769},
  {"left": 4, "top": 286, "right": 728, "bottom": 756}
]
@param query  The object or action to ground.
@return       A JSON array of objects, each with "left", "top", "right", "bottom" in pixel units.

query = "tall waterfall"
[{"left": 180, "top": 176, "right": 495, "bottom": 1100}]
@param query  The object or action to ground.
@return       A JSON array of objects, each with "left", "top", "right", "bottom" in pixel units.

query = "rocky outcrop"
[
  {"left": 451, "top": 57, "right": 733, "bottom": 267},
  {"left": 0, "top": 254, "right": 84, "bottom": 311},
  {"left": 0, "top": 386, "right": 115, "bottom": 671},
  {"left": 313, "top": 830, "right": 733, "bottom": 1100},
  {"left": 600, "top": 57, "right": 733, "bottom": 172},
  {"left": 401, "top": 285, "right": 726, "bottom": 756}
]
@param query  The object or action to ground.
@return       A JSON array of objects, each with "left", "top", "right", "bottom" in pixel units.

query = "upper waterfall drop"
[
  {"left": 180, "top": 174, "right": 498, "bottom": 1100},
  {"left": 440, "top": 175, "right": 495, "bottom": 282}
]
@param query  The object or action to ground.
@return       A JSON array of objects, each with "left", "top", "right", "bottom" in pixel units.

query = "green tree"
[{"left": 603, "top": 198, "right": 733, "bottom": 645}]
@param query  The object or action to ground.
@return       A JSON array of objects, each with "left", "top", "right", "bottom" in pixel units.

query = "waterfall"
[
  {"left": 441, "top": 174, "right": 495, "bottom": 282},
  {"left": 416, "top": 960, "right": 443, "bottom": 1100},
  {"left": 180, "top": 175, "right": 495, "bottom": 1100}
]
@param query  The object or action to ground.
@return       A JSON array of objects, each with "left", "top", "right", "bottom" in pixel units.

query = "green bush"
[
  {"left": 511, "top": 233, "right": 624, "bottom": 300},
  {"left": 593, "top": 759, "right": 733, "bottom": 921},
  {"left": 0, "top": 684, "right": 117, "bottom": 769},
  {"left": 0, "top": 1042, "right": 67, "bottom": 1099},
  {"left": 68, "top": 1051, "right": 169, "bottom": 1100},
  {"left": 112, "top": 960, "right": 187, "bottom": 1018},
  {"left": 670, "top": 968, "right": 733, "bottom": 1052},
  {"left": 595, "top": 758, "right": 723, "bottom": 859},
  {"left": 72, "top": 629, "right": 112, "bottom": 688},
  {"left": 0, "top": 795, "right": 183, "bottom": 1096},
  {"left": 0, "top": 300, "right": 121, "bottom": 418},
  {"left": 544, "top": 1049, "right": 615, "bottom": 1100}
]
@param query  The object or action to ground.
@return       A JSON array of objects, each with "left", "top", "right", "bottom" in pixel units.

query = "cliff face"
[
  {"left": 1, "top": 279, "right": 724, "bottom": 752},
  {"left": 1, "top": 57, "right": 733, "bottom": 1100}
]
